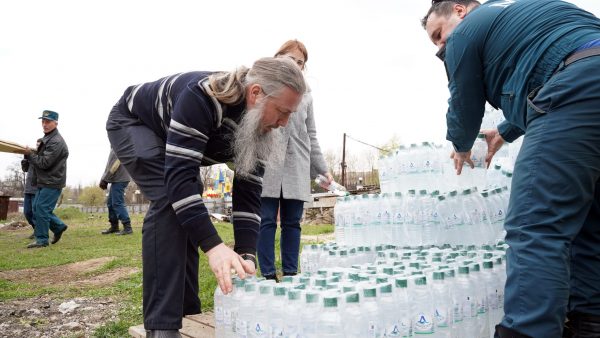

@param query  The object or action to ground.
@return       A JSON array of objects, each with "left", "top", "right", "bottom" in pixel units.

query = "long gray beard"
[{"left": 233, "top": 104, "right": 283, "bottom": 177}]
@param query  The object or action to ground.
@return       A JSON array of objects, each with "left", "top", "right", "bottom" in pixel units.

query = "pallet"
[{"left": 129, "top": 313, "right": 215, "bottom": 337}]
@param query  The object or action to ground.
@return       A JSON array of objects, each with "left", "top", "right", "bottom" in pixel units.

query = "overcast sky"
[{"left": 1, "top": 0, "right": 599, "bottom": 187}]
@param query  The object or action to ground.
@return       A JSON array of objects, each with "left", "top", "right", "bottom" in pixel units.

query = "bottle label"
[
  {"left": 462, "top": 298, "right": 476, "bottom": 319},
  {"left": 488, "top": 290, "right": 499, "bottom": 310},
  {"left": 236, "top": 318, "right": 247, "bottom": 336},
  {"left": 223, "top": 309, "right": 232, "bottom": 326},
  {"left": 387, "top": 323, "right": 402, "bottom": 337},
  {"left": 434, "top": 307, "right": 449, "bottom": 327},
  {"left": 394, "top": 212, "right": 403, "bottom": 224},
  {"left": 368, "top": 321, "right": 377, "bottom": 337},
  {"left": 215, "top": 306, "right": 223, "bottom": 323},
  {"left": 413, "top": 312, "right": 434, "bottom": 334},
  {"left": 453, "top": 302, "right": 463, "bottom": 322},
  {"left": 272, "top": 324, "right": 284, "bottom": 337},
  {"left": 400, "top": 317, "right": 412, "bottom": 337},
  {"left": 250, "top": 321, "right": 267, "bottom": 336}
]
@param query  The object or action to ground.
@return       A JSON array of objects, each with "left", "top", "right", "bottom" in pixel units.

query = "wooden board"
[
  {"left": 129, "top": 313, "right": 215, "bottom": 338},
  {"left": 0, "top": 139, "right": 28, "bottom": 154}
]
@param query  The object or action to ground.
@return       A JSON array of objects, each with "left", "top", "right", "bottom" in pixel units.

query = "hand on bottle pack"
[
  {"left": 206, "top": 243, "right": 255, "bottom": 294},
  {"left": 480, "top": 129, "right": 505, "bottom": 168},
  {"left": 449, "top": 150, "right": 474, "bottom": 175}
]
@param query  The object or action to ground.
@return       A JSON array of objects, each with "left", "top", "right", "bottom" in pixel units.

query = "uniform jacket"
[
  {"left": 117, "top": 71, "right": 266, "bottom": 253},
  {"left": 443, "top": 0, "right": 600, "bottom": 152},
  {"left": 27, "top": 128, "right": 69, "bottom": 189}
]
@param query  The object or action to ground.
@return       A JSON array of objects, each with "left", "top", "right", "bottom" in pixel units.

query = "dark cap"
[{"left": 39, "top": 110, "right": 59, "bottom": 121}]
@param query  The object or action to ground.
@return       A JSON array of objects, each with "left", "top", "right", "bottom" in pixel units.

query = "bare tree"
[{"left": 0, "top": 160, "right": 26, "bottom": 197}]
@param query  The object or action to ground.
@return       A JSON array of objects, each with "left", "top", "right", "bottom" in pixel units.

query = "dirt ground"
[{"left": 0, "top": 257, "right": 139, "bottom": 338}]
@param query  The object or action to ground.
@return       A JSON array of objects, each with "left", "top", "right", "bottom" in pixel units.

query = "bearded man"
[{"left": 106, "top": 57, "right": 305, "bottom": 338}]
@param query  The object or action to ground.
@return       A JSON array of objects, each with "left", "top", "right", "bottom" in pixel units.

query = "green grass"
[{"left": 0, "top": 211, "right": 333, "bottom": 337}]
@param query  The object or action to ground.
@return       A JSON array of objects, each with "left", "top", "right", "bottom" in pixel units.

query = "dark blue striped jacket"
[{"left": 121, "top": 71, "right": 264, "bottom": 254}]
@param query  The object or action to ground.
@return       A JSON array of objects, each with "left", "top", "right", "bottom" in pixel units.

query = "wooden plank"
[
  {"left": 185, "top": 313, "right": 216, "bottom": 328},
  {"left": 130, "top": 313, "right": 215, "bottom": 338},
  {"left": 179, "top": 316, "right": 215, "bottom": 337},
  {"left": 128, "top": 324, "right": 146, "bottom": 338},
  {"left": 0, "top": 139, "right": 28, "bottom": 154}
]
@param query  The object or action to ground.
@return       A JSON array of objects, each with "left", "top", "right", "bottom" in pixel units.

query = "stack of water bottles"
[
  {"left": 215, "top": 244, "right": 507, "bottom": 338},
  {"left": 333, "top": 184, "right": 511, "bottom": 247}
]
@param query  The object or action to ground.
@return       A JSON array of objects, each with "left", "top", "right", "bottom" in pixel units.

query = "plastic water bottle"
[
  {"left": 268, "top": 286, "right": 287, "bottom": 337},
  {"left": 237, "top": 282, "right": 257, "bottom": 338},
  {"left": 431, "top": 271, "right": 452, "bottom": 337},
  {"left": 471, "top": 133, "right": 488, "bottom": 189},
  {"left": 380, "top": 283, "right": 401, "bottom": 337},
  {"left": 412, "top": 276, "right": 435, "bottom": 335},
  {"left": 362, "top": 286, "right": 382, "bottom": 337},
  {"left": 470, "top": 263, "right": 490, "bottom": 338},
  {"left": 456, "top": 266, "right": 477, "bottom": 337},
  {"left": 215, "top": 285, "right": 225, "bottom": 338},
  {"left": 284, "top": 289, "right": 302, "bottom": 338},
  {"left": 342, "top": 292, "right": 362, "bottom": 338},
  {"left": 394, "top": 278, "right": 413, "bottom": 337},
  {"left": 317, "top": 296, "right": 344, "bottom": 337},
  {"left": 249, "top": 283, "right": 272, "bottom": 338},
  {"left": 224, "top": 278, "right": 245, "bottom": 338},
  {"left": 482, "top": 260, "right": 499, "bottom": 337},
  {"left": 334, "top": 197, "right": 346, "bottom": 245},
  {"left": 300, "top": 291, "right": 321, "bottom": 338},
  {"left": 315, "top": 174, "right": 348, "bottom": 196}
]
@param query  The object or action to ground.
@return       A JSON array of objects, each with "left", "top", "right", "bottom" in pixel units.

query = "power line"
[{"left": 345, "top": 134, "right": 385, "bottom": 152}]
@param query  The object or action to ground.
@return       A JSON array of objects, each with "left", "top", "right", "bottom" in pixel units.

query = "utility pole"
[{"left": 341, "top": 133, "right": 347, "bottom": 187}]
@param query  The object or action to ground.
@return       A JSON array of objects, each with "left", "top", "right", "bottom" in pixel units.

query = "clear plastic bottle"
[
  {"left": 456, "top": 266, "right": 477, "bottom": 337},
  {"left": 300, "top": 291, "right": 321, "bottom": 338},
  {"left": 362, "top": 286, "right": 382, "bottom": 337},
  {"left": 412, "top": 276, "right": 435, "bottom": 335},
  {"left": 284, "top": 289, "right": 303, "bottom": 338},
  {"left": 237, "top": 282, "right": 257, "bottom": 338},
  {"left": 215, "top": 285, "right": 225, "bottom": 338},
  {"left": 268, "top": 286, "right": 287, "bottom": 337},
  {"left": 317, "top": 296, "right": 344, "bottom": 338},
  {"left": 379, "top": 283, "right": 401, "bottom": 337},
  {"left": 342, "top": 292, "right": 362, "bottom": 338},
  {"left": 334, "top": 197, "right": 346, "bottom": 245},
  {"left": 249, "top": 283, "right": 272, "bottom": 338},
  {"left": 394, "top": 278, "right": 413, "bottom": 337},
  {"left": 431, "top": 271, "right": 452, "bottom": 338},
  {"left": 315, "top": 174, "right": 348, "bottom": 196}
]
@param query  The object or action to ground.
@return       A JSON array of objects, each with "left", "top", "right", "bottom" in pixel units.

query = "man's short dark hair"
[{"left": 421, "top": 0, "right": 481, "bottom": 29}]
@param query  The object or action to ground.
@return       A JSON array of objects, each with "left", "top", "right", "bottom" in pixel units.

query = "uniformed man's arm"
[
  {"left": 27, "top": 139, "right": 65, "bottom": 170},
  {"left": 445, "top": 32, "right": 487, "bottom": 153},
  {"left": 497, "top": 120, "right": 525, "bottom": 143}
]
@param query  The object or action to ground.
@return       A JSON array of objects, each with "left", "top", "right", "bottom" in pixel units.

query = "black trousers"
[{"left": 107, "top": 100, "right": 200, "bottom": 330}]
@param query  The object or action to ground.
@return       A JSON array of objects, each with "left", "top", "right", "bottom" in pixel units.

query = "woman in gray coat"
[{"left": 257, "top": 40, "right": 333, "bottom": 280}]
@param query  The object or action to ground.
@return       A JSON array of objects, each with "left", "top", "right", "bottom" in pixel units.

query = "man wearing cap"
[
  {"left": 23, "top": 110, "right": 69, "bottom": 248},
  {"left": 422, "top": 0, "right": 600, "bottom": 336}
]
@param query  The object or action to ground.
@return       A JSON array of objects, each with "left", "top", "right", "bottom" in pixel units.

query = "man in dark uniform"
[
  {"left": 106, "top": 57, "right": 305, "bottom": 338},
  {"left": 24, "top": 110, "right": 69, "bottom": 248},
  {"left": 99, "top": 149, "right": 132, "bottom": 235},
  {"left": 422, "top": 0, "right": 600, "bottom": 336}
]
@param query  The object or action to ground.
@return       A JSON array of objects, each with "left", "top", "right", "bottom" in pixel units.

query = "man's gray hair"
[
  {"left": 207, "top": 57, "right": 306, "bottom": 105},
  {"left": 421, "top": 0, "right": 481, "bottom": 29}
]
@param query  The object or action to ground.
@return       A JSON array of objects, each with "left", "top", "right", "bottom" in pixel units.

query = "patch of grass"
[
  {"left": 0, "top": 209, "right": 333, "bottom": 337},
  {"left": 302, "top": 224, "right": 334, "bottom": 236},
  {"left": 0, "top": 279, "right": 59, "bottom": 300},
  {"left": 54, "top": 207, "right": 87, "bottom": 220}
]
